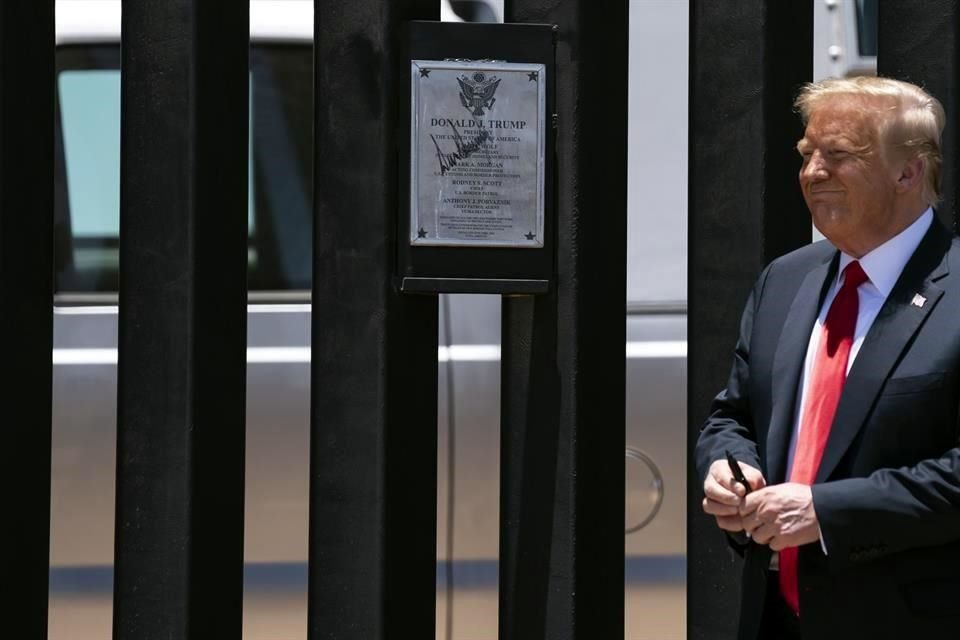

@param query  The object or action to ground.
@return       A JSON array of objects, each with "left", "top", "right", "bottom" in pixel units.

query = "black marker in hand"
[{"left": 725, "top": 450, "right": 753, "bottom": 495}]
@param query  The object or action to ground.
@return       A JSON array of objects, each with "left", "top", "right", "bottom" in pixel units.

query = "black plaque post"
[
  {"left": 399, "top": 22, "right": 556, "bottom": 295},
  {"left": 500, "top": 1, "right": 628, "bottom": 638},
  {"left": 878, "top": 0, "right": 958, "bottom": 229},
  {"left": 688, "top": 2, "right": 812, "bottom": 638},
  {"left": 114, "top": 3, "right": 249, "bottom": 638},
  {"left": 308, "top": 0, "right": 439, "bottom": 638},
  {"left": 0, "top": 2, "right": 54, "bottom": 637}
]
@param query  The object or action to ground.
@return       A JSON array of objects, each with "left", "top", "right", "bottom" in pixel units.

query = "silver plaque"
[{"left": 410, "top": 60, "right": 546, "bottom": 248}]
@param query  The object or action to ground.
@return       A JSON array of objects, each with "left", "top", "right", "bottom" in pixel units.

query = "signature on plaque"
[{"left": 430, "top": 123, "right": 491, "bottom": 176}]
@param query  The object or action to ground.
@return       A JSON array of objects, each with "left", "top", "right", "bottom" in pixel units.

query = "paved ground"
[{"left": 49, "top": 584, "right": 686, "bottom": 639}]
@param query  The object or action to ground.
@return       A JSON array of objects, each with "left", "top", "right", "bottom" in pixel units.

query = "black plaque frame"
[{"left": 400, "top": 21, "right": 556, "bottom": 295}]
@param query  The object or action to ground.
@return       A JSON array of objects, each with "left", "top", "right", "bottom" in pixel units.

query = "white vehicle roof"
[{"left": 55, "top": 0, "right": 313, "bottom": 45}]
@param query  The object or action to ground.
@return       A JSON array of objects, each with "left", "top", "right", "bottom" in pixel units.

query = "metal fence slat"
[
  {"left": 0, "top": 2, "right": 55, "bottom": 637},
  {"left": 308, "top": 0, "right": 440, "bottom": 638},
  {"left": 114, "top": 3, "right": 249, "bottom": 637},
  {"left": 500, "top": 1, "right": 629, "bottom": 638},
  {"left": 687, "top": 2, "right": 812, "bottom": 637}
]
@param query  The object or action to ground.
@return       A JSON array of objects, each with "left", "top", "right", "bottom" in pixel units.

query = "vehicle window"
[
  {"left": 57, "top": 69, "right": 121, "bottom": 291},
  {"left": 856, "top": 0, "right": 878, "bottom": 57},
  {"left": 55, "top": 44, "right": 313, "bottom": 294}
]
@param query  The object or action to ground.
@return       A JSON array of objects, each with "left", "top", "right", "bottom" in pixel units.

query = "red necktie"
[{"left": 779, "top": 260, "right": 868, "bottom": 615}]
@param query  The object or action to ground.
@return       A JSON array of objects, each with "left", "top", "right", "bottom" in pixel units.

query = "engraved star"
[
  {"left": 419, "top": 68, "right": 431, "bottom": 78},
  {"left": 525, "top": 231, "right": 536, "bottom": 240},
  {"left": 527, "top": 71, "right": 538, "bottom": 82},
  {"left": 418, "top": 227, "right": 428, "bottom": 238}
]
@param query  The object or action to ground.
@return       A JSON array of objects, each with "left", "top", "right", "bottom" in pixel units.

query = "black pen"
[{"left": 725, "top": 449, "right": 752, "bottom": 495}]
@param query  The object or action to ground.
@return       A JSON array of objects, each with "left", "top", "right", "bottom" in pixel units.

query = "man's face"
[{"left": 797, "top": 98, "right": 901, "bottom": 256}]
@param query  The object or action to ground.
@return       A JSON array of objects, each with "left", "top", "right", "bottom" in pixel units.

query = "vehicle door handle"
[{"left": 625, "top": 447, "right": 664, "bottom": 534}]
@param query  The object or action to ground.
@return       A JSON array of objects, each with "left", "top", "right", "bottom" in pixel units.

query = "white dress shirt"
[{"left": 772, "top": 207, "right": 933, "bottom": 564}]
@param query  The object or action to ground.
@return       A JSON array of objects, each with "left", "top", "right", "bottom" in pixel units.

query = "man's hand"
[
  {"left": 740, "top": 483, "right": 820, "bottom": 551},
  {"left": 702, "top": 459, "right": 766, "bottom": 532}
]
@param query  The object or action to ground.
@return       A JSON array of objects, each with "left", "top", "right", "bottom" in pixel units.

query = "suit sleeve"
[
  {"left": 813, "top": 446, "right": 960, "bottom": 570},
  {"left": 694, "top": 266, "right": 771, "bottom": 485}
]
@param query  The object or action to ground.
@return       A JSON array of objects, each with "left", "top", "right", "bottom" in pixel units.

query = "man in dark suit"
[{"left": 696, "top": 76, "right": 960, "bottom": 639}]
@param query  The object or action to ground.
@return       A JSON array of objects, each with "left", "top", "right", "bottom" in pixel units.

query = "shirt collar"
[{"left": 836, "top": 207, "right": 933, "bottom": 297}]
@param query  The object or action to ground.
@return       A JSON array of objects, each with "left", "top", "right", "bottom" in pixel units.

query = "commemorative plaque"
[{"left": 410, "top": 60, "right": 546, "bottom": 248}]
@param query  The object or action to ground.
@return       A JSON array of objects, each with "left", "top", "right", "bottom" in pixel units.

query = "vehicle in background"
[
  {"left": 48, "top": 1, "right": 875, "bottom": 639},
  {"left": 814, "top": 0, "right": 877, "bottom": 81}
]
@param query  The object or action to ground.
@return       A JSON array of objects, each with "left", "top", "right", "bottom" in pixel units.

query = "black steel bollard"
[
  {"left": 687, "top": 1, "right": 812, "bottom": 638},
  {"left": 113, "top": 2, "right": 249, "bottom": 638},
  {"left": 878, "top": 0, "right": 958, "bottom": 229},
  {"left": 0, "top": 1, "right": 55, "bottom": 638},
  {"left": 308, "top": 0, "right": 440, "bottom": 638},
  {"left": 500, "top": 1, "right": 629, "bottom": 639}
]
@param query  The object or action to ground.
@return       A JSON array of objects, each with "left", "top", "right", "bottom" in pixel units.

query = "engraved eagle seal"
[{"left": 458, "top": 71, "right": 501, "bottom": 117}]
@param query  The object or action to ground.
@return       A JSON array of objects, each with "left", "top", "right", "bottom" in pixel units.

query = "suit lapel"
[
  {"left": 766, "top": 255, "right": 837, "bottom": 484},
  {"left": 815, "top": 223, "right": 952, "bottom": 483}
]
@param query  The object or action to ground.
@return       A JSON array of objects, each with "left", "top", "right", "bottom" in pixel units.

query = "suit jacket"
[{"left": 696, "top": 219, "right": 960, "bottom": 639}]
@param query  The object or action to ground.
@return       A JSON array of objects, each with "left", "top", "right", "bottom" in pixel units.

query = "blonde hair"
[{"left": 795, "top": 76, "right": 945, "bottom": 206}]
